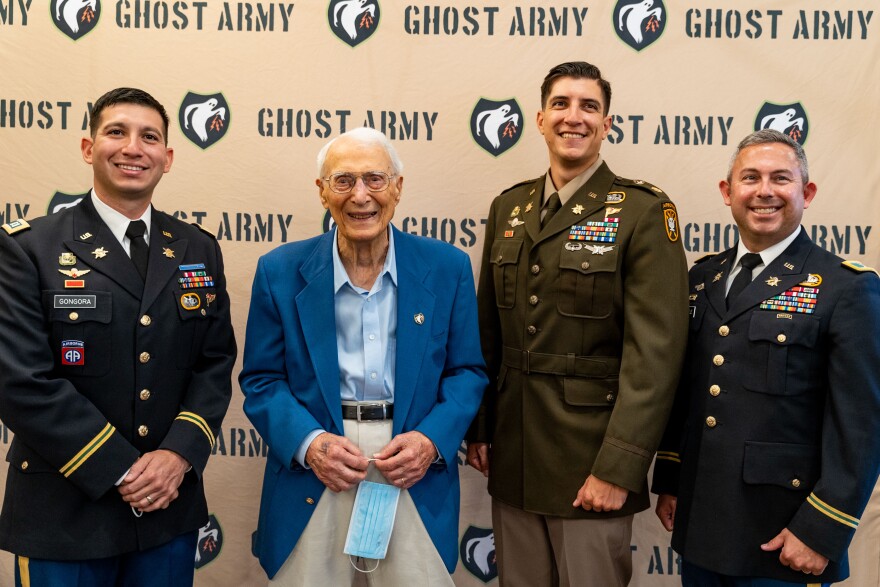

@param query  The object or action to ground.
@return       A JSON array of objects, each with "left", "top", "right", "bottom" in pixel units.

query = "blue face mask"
[{"left": 343, "top": 480, "right": 401, "bottom": 561}]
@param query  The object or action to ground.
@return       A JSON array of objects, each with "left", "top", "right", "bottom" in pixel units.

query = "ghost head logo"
[
  {"left": 755, "top": 102, "right": 809, "bottom": 145},
  {"left": 471, "top": 98, "right": 523, "bottom": 157},
  {"left": 614, "top": 0, "right": 665, "bottom": 51},
  {"left": 194, "top": 514, "right": 223, "bottom": 569},
  {"left": 48, "top": 191, "right": 88, "bottom": 215},
  {"left": 460, "top": 526, "right": 497, "bottom": 583},
  {"left": 328, "top": 0, "right": 380, "bottom": 47},
  {"left": 179, "top": 92, "right": 230, "bottom": 150},
  {"left": 51, "top": 0, "right": 100, "bottom": 41}
]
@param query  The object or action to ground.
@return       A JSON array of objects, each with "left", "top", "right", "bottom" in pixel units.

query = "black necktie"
[
  {"left": 726, "top": 253, "right": 762, "bottom": 308},
  {"left": 542, "top": 192, "right": 561, "bottom": 228},
  {"left": 126, "top": 220, "right": 148, "bottom": 281}
]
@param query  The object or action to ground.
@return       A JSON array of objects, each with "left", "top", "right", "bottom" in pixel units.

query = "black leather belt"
[
  {"left": 501, "top": 346, "right": 619, "bottom": 377},
  {"left": 341, "top": 403, "right": 394, "bottom": 421}
]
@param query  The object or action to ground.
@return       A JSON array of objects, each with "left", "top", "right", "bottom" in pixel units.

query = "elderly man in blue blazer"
[{"left": 240, "top": 127, "right": 487, "bottom": 585}]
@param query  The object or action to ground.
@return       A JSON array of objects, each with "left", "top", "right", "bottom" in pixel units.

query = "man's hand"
[
  {"left": 655, "top": 494, "right": 677, "bottom": 531},
  {"left": 305, "top": 432, "right": 369, "bottom": 492},
  {"left": 573, "top": 475, "right": 628, "bottom": 512},
  {"left": 761, "top": 528, "right": 829, "bottom": 575},
  {"left": 373, "top": 431, "right": 436, "bottom": 490},
  {"left": 466, "top": 442, "right": 490, "bottom": 477},
  {"left": 118, "top": 449, "right": 189, "bottom": 512}
]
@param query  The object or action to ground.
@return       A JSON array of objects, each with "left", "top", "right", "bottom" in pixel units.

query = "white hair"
[{"left": 316, "top": 127, "right": 403, "bottom": 177}]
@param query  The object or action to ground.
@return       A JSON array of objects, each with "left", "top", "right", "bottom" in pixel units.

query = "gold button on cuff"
[
  {"left": 21, "top": 461, "right": 28, "bottom": 471},
  {"left": 306, "top": 497, "right": 315, "bottom": 505},
  {"left": 139, "top": 352, "right": 151, "bottom": 364},
  {"left": 140, "top": 315, "right": 152, "bottom": 326},
  {"left": 709, "top": 385, "right": 721, "bottom": 397},
  {"left": 777, "top": 334, "right": 787, "bottom": 343},
  {"left": 718, "top": 325, "right": 730, "bottom": 336},
  {"left": 139, "top": 389, "right": 151, "bottom": 401},
  {"left": 69, "top": 312, "right": 79, "bottom": 321},
  {"left": 529, "top": 295, "right": 539, "bottom": 305},
  {"left": 713, "top": 355, "right": 724, "bottom": 366},
  {"left": 791, "top": 478, "right": 801, "bottom": 488},
  {"left": 531, "top": 265, "right": 540, "bottom": 275},
  {"left": 526, "top": 325, "right": 537, "bottom": 335},
  {"left": 138, "top": 425, "right": 149, "bottom": 437},
  {"left": 705, "top": 416, "right": 717, "bottom": 428}
]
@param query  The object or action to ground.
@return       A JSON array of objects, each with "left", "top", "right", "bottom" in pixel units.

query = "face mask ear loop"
[{"left": 349, "top": 555, "right": 380, "bottom": 573}]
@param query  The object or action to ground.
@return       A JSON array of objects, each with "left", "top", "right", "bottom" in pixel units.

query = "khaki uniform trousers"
[{"left": 271, "top": 418, "right": 453, "bottom": 587}]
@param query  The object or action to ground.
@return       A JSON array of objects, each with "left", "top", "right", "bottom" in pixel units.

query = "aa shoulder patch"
[
  {"left": 661, "top": 202, "right": 679, "bottom": 242},
  {"left": 616, "top": 177, "right": 666, "bottom": 196},
  {"left": 2, "top": 219, "right": 31, "bottom": 235},
  {"left": 694, "top": 253, "right": 718, "bottom": 264},
  {"left": 191, "top": 222, "right": 217, "bottom": 239},
  {"left": 500, "top": 178, "right": 540, "bottom": 195},
  {"left": 842, "top": 260, "right": 879, "bottom": 276}
]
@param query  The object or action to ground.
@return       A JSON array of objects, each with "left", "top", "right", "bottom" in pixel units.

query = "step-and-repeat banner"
[{"left": 1, "top": 1, "right": 878, "bottom": 585}]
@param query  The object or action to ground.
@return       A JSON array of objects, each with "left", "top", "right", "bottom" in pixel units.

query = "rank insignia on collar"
[
  {"left": 799, "top": 274, "right": 822, "bottom": 287},
  {"left": 784, "top": 262, "right": 795, "bottom": 270},
  {"left": 713, "top": 272, "right": 722, "bottom": 282},
  {"left": 695, "top": 283, "right": 705, "bottom": 291},
  {"left": 79, "top": 232, "right": 93, "bottom": 240},
  {"left": 525, "top": 202, "right": 533, "bottom": 213},
  {"left": 765, "top": 276, "right": 781, "bottom": 287},
  {"left": 510, "top": 206, "right": 521, "bottom": 217},
  {"left": 92, "top": 247, "right": 108, "bottom": 259},
  {"left": 59, "top": 252, "right": 77, "bottom": 266},
  {"left": 59, "top": 268, "right": 91, "bottom": 278},
  {"left": 529, "top": 188, "right": 536, "bottom": 196},
  {"left": 163, "top": 231, "right": 172, "bottom": 238},
  {"left": 719, "top": 258, "right": 728, "bottom": 265},
  {"left": 162, "top": 247, "right": 175, "bottom": 259},
  {"left": 572, "top": 204, "right": 584, "bottom": 214},
  {"left": 588, "top": 192, "right": 598, "bottom": 199}
]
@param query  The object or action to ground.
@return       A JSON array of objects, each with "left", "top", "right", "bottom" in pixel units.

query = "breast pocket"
[
  {"left": 557, "top": 248, "right": 617, "bottom": 318},
  {"left": 43, "top": 290, "right": 112, "bottom": 377},
  {"left": 742, "top": 312, "right": 821, "bottom": 395},
  {"left": 491, "top": 240, "right": 522, "bottom": 309},
  {"left": 173, "top": 288, "right": 217, "bottom": 369}
]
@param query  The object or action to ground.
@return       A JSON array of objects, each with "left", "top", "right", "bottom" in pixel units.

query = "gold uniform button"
[
  {"left": 140, "top": 315, "right": 152, "bottom": 326},
  {"left": 705, "top": 416, "right": 717, "bottom": 428},
  {"left": 69, "top": 312, "right": 79, "bottom": 321},
  {"left": 138, "top": 425, "right": 149, "bottom": 437},
  {"left": 139, "top": 352, "right": 151, "bottom": 364},
  {"left": 526, "top": 325, "right": 537, "bottom": 335},
  {"left": 713, "top": 355, "right": 724, "bottom": 366},
  {"left": 777, "top": 334, "right": 787, "bottom": 343},
  {"left": 139, "top": 389, "right": 151, "bottom": 401},
  {"left": 718, "top": 325, "right": 730, "bottom": 336},
  {"left": 496, "top": 254, "right": 503, "bottom": 263},
  {"left": 581, "top": 261, "right": 590, "bottom": 270},
  {"left": 709, "top": 384, "right": 721, "bottom": 396},
  {"left": 531, "top": 264, "right": 541, "bottom": 275},
  {"left": 791, "top": 478, "right": 801, "bottom": 488},
  {"left": 21, "top": 461, "right": 28, "bottom": 471},
  {"left": 606, "top": 393, "right": 615, "bottom": 403},
  {"left": 529, "top": 295, "right": 539, "bottom": 305},
  {"left": 306, "top": 497, "right": 315, "bottom": 505}
]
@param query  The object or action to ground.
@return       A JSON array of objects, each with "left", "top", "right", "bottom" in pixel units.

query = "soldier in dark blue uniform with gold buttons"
[
  {"left": 652, "top": 129, "right": 880, "bottom": 586},
  {"left": 0, "top": 88, "right": 236, "bottom": 587}
]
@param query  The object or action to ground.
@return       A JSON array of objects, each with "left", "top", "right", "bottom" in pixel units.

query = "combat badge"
[
  {"left": 661, "top": 202, "right": 679, "bottom": 242},
  {"left": 798, "top": 274, "right": 822, "bottom": 287},
  {"left": 180, "top": 293, "right": 201, "bottom": 310},
  {"left": 605, "top": 207, "right": 622, "bottom": 217},
  {"left": 760, "top": 286, "right": 818, "bottom": 314},
  {"left": 605, "top": 192, "right": 626, "bottom": 204},
  {"left": 565, "top": 242, "right": 583, "bottom": 251}
]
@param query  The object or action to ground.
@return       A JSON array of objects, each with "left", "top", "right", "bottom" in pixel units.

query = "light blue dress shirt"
[{"left": 293, "top": 227, "right": 398, "bottom": 467}]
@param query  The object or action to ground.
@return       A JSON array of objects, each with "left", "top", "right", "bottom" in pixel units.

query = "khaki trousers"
[
  {"left": 492, "top": 498, "right": 634, "bottom": 587},
  {"left": 271, "top": 419, "right": 453, "bottom": 587}
]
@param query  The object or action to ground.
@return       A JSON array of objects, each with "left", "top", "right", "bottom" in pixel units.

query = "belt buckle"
[
  {"left": 356, "top": 404, "right": 368, "bottom": 422},
  {"left": 356, "top": 403, "right": 384, "bottom": 422}
]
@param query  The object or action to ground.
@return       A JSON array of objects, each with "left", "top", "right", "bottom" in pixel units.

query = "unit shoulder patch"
[
  {"left": 500, "top": 178, "right": 540, "bottom": 195},
  {"left": 2, "top": 219, "right": 31, "bottom": 235},
  {"left": 842, "top": 260, "right": 879, "bottom": 276},
  {"left": 615, "top": 177, "right": 666, "bottom": 196},
  {"left": 191, "top": 222, "right": 217, "bottom": 239},
  {"left": 694, "top": 253, "right": 718, "bottom": 265}
]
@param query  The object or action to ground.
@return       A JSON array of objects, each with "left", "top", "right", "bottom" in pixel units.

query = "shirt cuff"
[{"left": 295, "top": 429, "right": 325, "bottom": 469}]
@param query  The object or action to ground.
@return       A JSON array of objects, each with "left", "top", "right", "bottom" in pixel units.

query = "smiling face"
[
  {"left": 316, "top": 137, "right": 402, "bottom": 251},
  {"left": 720, "top": 142, "right": 817, "bottom": 251},
  {"left": 81, "top": 103, "right": 173, "bottom": 212},
  {"left": 537, "top": 76, "right": 611, "bottom": 179}
]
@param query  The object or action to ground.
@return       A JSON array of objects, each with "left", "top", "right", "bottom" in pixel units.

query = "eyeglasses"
[{"left": 322, "top": 171, "right": 395, "bottom": 194}]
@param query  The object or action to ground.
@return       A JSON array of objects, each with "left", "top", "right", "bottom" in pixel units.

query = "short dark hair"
[
  {"left": 89, "top": 88, "right": 170, "bottom": 144},
  {"left": 540, "top": 62, "right": 612, "bottom": 114}
]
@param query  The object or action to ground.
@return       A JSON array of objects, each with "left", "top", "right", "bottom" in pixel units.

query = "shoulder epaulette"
[
  {"left": 615, "top": 177, "right": 666, "bottom": 196},
  {"left": 2, "top": 219, "right": 30, "bottom": 235},
  {"left": 842, "top": 260, "right": 879, "bottom": 276},
  {"left": 500, "top": 178, "right": 540, "bottom": 195},
  {"left": 694, "top": 253, "right": 718, "bottom": 265},
  {"left": 191, "top": 222, "right": 217, "bottom": 239}
]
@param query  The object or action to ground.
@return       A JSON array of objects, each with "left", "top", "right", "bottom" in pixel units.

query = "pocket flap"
[
  {"left": 743, "top": 441, "right": 818, "bottom": 490},
  {"left": 563, "top": 377, "right": 618, "bottom": 407},
  {"left": 490, "top": 240, "right": 522, "bottom": 266},
  {"left": 44, "top": 291, "right": 111, "bottom": 324},
  {"left": 748, "top": 312, "right": 820, "bottom": 347},
  {"left": 558, "top": 247, "right": 617, "bottom": 275}
]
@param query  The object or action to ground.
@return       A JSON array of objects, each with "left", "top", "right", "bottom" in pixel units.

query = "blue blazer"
[{"left": 240, "top": 226, "right": 487, "bottom": 578}]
